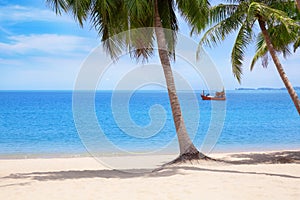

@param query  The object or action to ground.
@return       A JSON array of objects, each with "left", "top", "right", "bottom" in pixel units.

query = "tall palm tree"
[
  {"left": 46, "top": 0, "right": 210, "bottom": 161},
  {"left": 195, "top": 0, "right": 300, "bottom": 115}
]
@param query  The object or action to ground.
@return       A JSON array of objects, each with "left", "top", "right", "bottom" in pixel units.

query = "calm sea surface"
[{"left": 0, "top": 90, "right": 299, "bottom": 158}]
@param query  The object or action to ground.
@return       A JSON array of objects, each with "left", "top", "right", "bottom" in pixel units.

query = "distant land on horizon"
[
  {"left": 236, "top": 86, "right": 300, "bottom": 91},
  {"left": 0, "top": 87, "right": 300, "bottom": 92}
]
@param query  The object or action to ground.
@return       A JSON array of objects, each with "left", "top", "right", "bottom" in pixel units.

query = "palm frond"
[
  {"left": 66, "top": 0, "right": 92, "bottom": 27},
  {"left": 208, "top": 4, "right": 239, "bottom": 26},
  {"left": 197, "top": 1, "right": 251, "bottom": 60},
  {"left": 177, "top": 0, "right": 210, "bottom": 33},
  {"left": 250, "top": 35, "right": 268, "bottom": 70},
  {"left": 128, "top": 28, "right": 155, "bottom": 62},
  {"left": 125, "top": 0, "right": 152, "bottom": 20},
  {"left": 124, "top": 0, "right": 155, "bottom": 61},
  {"left": 102, "top": 37, "right": 125, "bottom": 61},
  {"left": 231, "top": 22, "right": 254, "bottom": 83},
  {"left": 248, "top": 2, "right": 299, "bottom": 34},
  {"left": 46, "top": 0, "right": 68, "bottom": 14},
  {"left": 294, "top": 36, "right": 300, "bottom": 52},
  {"left": 251, "top": 2, "right": 299, "bottom": 56},
  {"left": 89, "top": 0, "right": 129, "bottom": 59},
  {"left": 267, "top": 0, "right": 300, "bottom": 20},
  {"left": 195, "top": 0, "right": 299, "bottom": 85},
  {"left": 197, "top": 4, "right": 249, "bottom": 59},
  {"left": 267, "top": 24, "right": 294, "bottom": 58}
]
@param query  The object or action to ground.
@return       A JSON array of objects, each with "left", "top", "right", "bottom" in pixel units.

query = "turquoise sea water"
[{"left": 0, "top": 90, "right": 299, "bottom": 158}]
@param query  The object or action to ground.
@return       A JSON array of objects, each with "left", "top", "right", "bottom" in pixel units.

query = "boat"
[{"left": 201, "top": 89, "right": 226, "bottom": 101}]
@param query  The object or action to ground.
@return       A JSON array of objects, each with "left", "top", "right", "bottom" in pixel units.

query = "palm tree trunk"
[
  {"left": 258, "top": 18, "right": 300, "bottom": 115},
  {"left": 153, "top": 0, "right": 200, "bottom": 158},
  {"left": 296, "top": 0, "right": 300, "bottom": 11}
]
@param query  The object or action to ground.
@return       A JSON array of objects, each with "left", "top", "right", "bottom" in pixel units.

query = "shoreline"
[{"left": 1, "top": 146, "right": 300, "bottom": 160}]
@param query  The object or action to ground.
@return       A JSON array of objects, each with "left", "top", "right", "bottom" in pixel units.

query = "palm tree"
[
  {"left": 296, "top": 0, "right": 300, "bottom": 11},
  {"left": 195, "top": 0, "right": 300, "bottom": 115},
  {"left": 46, "top": 0, "right": 211, "bottom": 161}
]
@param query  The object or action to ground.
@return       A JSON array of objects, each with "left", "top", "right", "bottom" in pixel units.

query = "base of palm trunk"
[
  {"left": 164, "top": 151, "right": 215, "bottom": 166},
  {"left": 172, "top": 152, "right": 213, "bottom": 163}
]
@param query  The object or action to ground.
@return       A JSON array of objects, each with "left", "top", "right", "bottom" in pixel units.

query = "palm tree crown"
[{"left": 47, "top": 0, "right": 209, "bottom": 61}]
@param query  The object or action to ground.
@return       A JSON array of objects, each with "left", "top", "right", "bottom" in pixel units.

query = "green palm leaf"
[
  {"left": 231, "top": 22, "right": 253, "bottom": 82},
  {"left": 250, "top": 33, "right": 268, "bottom": 70},
  {"left": 46, "top": 0, "right": 68, "bottom": 14}
]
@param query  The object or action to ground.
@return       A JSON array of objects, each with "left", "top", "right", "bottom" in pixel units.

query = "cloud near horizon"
[
  {"left": 0, "top": 5, "right": 72, "bottom": 23},
  {"left": 0, "top": 2, "right": 100, "bottom": 89},
  {"left": 0, "top": 34, "right": 96, "bottom": 56}
]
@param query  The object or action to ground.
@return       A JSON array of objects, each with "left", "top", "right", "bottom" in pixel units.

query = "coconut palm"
[
  {"left": 195, "top": 0, "right": 300, "bottom": 115},
  {"left": 46, "top": 0, "right": 210, "bottom": 161}
]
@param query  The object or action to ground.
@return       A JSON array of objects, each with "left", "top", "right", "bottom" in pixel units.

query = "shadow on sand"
[
  {"left": 1, "top": 150, "right": 299, "bottom": 186},
  {"left": 222, "top": 150, "right": 300, "bottom": 164},
  {"left": 2, "top": 168, "right": 184, "bottom": 182}
]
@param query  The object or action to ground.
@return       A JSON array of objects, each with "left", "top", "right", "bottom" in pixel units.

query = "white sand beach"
[{"left": 0, "top": 150, "right": 299, "bottom": 200}]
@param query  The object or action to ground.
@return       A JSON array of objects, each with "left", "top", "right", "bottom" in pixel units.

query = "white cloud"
[
  {"left": 0, "top": 34, "right": 97, "bottom": 55},
  {"left": 0, "top": 5, "right": 72, "bottom": 23}
]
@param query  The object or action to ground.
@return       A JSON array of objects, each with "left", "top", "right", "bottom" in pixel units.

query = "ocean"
[{"left": 0, "top": 90, "right": 299, "bottom": 158}]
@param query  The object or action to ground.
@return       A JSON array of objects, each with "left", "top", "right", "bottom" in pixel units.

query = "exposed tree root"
[
  {"left": 151, "top": 151, "right": 224, "bottom": 172},
  {"left": 161, "top": 151, "right": 217, "bottom": 167}
]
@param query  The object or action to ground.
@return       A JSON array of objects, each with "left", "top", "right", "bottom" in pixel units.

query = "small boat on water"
[{"left": 201, "top": 89, "right": 226, "bottom": 101}]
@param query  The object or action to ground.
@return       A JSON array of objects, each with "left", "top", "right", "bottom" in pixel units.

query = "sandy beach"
[{"left": 0, "top": 150, "right": 299, "bottom": 200}]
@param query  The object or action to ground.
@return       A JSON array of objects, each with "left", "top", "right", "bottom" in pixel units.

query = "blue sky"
[{"left": 0, "top": 0, "right": 299, "bottom": 90}]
